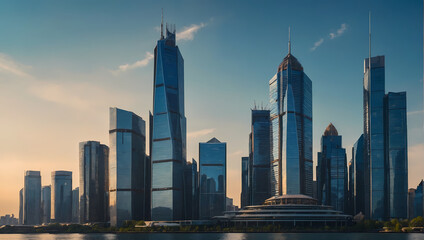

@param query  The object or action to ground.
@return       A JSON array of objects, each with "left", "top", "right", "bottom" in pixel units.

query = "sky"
[{"left": 0, "top": 0, "right": 422, "bottom": 216}]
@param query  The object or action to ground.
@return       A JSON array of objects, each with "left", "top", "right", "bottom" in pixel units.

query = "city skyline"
[{"left": 0, "top": 0, "right": 422, "bottom": 216}]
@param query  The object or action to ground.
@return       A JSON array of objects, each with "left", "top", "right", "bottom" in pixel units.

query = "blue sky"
[{"left": 0, "top": 0, "right": 422, "bottom": 214}]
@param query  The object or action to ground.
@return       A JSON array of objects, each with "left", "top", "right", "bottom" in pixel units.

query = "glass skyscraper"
[
  {"left": 385, "top": 92, "right": 408, "bottom": 219},
  {"left": 352, "top": 134, "right": 365, "bottom": 216},
  {"left": 109, "top": 107, "right": 148, "bottom": 227},
  {"left": 363, "top": 56, "right": 385, "bottom": 220},
  {"left": 414, "top": 180, "right": 424, "bottom": 218},
  {"left": 316, "top": 124, "right": 347, "bottom": 212},
  {"left": 72, "top": 187, "right": 79, "bottom": 223},
  {"left": 23, "top": 170, "right": 41, "bottom": 225},
  {"left": 199, "top": 138, "right": 226, "bottom": 219},
  {"left": 240, "top": 157, "right": 249, "bottom": 208},
  {"left": 41, "top": 185, "right": 51, "bottom": 224},
  {"left": 408, "top": 188, "right": 415, "bottom": 219},
  {"left": 151, "top": 23, "right": 186, "bottom": 221},
  {"left": 249, "top": 109, "right": 271, "bottom": 205},
  {"left": 51, "top": 171, "right": 72, "bottom": 223},
  {"left": 269, "top": 43, "right": 313, "bottom": 197},
  {"left": 79, "top": 141, "right": 109, "bottom": 223},
  {"left": 184, "top": 159, "right": 199, "bottom": 220},
  {"left": 19, "top": 188, "right": 23, "bottom": 225}
]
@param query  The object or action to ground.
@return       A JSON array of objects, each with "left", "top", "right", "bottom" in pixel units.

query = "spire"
[
  {"left": 368, "top": 11, "right": 371, "bottom": 71},
  {"left": 161, "top": 8, "right": 164, "bottom": 39},
  {"left": 288, "top": 26, "right": 291, "bottom": 54}
]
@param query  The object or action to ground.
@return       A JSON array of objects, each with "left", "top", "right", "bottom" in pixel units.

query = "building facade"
[
  {"left": 199, "top": 138, "right": 226, "bottom": 219},
  {"left": 316, "top": 124, "right": 347, "bottom": 212},
  {"left": 23, "top": 171, "right": 41, "bottom": 225},
  {"left": 109, "top": 107, "right": 148, "bottom": 227},
  {"left": 51, "top": 171, "right": 72, "bottom": 223},
  {"left": 41, "top": 185, "right": 51, "bottom": 224},
  {"left": 240, "top": 157, "right": 249, "bottom": 208},
  {"left": 249, "top": 109, "right": 271, "bottom": 205},
  {"left": 79, "top": 141, "right": 109, "bottom": 223},
  {"left": 19, "top": 188, "right": 23, "bottom": 225},
  {"left": 72, "top": 187, "right": 79, "bottom": 223},
  {"left": 269, "top": 43, "right": 313, "bottom": 197},
  {"left": 385, "top": 92, "right": 408, "bottom": 219},
  {"left": 414, "top": 180, "right": 424, "bottom": 218},
  {"left": 352, "top": 134, "right": 365, "bottom": 216},
  {"left": 408, "top": 188, "right": 416, "bottom": 219},
  {"left": 184, "top": 159, "right": 199, "bottom": 220},
  {"left": 151, "top": 23, "right": 187, "bottom": 221}
]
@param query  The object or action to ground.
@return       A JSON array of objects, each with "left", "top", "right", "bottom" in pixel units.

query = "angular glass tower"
[
  {"left": 41, "top": 185, "right": 51, "bottom": 224},
  {"left": 316, "top": 124, "right": 347, "bottom": 212},
  {"left": 19, "top": 188, "right": 23, "bottom": 225},
  {"left": 23, "top": 170, "right": 41, "bottom": 225},
  {"left": 414, "top": 180, "right": 424, "bottom": 218},
  {"left": 363, "top": 56, "right": 385, "bottom": 220},
  {"left": 109, "top": 107, "right": 148, "bottom": 227},
  {"left": 249, "top": 109, "right": 271, "bottom": 205},
  {"left": 79, "top": 141, "right": 109, "bottom": 223},
  {"left": 240, "top": 156, "right": 249, "bottom": 208},
  {"left": 352, "top": 134, "right": 365, "bottom": 216},
  {"left": 72, "top": 187, "right": 79, "bottom": 223},
  {"left": 199, "top": 138, "right": 226, "bottom": 219},
  {"left": 51, "top": 171, "right": 72, "bottom": 223},
  {"left": 184, "top": 159, "right": 199, "bottom": 220},
  {"left": 151, "top": 23, "right": 186, "bottom": 221},
  {"left": 269, "top": 40, "right": 313, "bottom": 196},
  {"left": 385, "top": 92, "right": 408, "bottom": 219}
]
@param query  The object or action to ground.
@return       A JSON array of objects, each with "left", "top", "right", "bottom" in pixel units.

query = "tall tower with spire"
[
  {"left": 150, "top": 13, "right": 187, "bottom": 221},
  {"left": 269, "top": 28, "right": 313, "bottom": 197}
]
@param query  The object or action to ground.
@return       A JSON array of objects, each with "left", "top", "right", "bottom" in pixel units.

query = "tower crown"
[{"left": 324, "top": 123, "right": 338, "bottom": 136}]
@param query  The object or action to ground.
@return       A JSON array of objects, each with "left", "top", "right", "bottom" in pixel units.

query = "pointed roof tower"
[
  {"left": 324, "top": 123, "right": 339, "bottom": 136},
  {"left": 278, "top": 27, "right": 303, "bottom": 72},
  {"left": 207, "top": 137, "right": 221, "bottom": 143}
]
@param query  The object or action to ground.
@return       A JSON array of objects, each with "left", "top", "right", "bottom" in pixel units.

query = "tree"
[{"left": 410, "top": 216, "right": 424, "bottom": 227}]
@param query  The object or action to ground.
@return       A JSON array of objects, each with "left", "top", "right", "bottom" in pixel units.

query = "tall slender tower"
[
  {"left": 269, "top": 29, "right": 313, "bottom": 196},
  {"left": 151, "top": 15, "right": 187, "bottom": 220}
]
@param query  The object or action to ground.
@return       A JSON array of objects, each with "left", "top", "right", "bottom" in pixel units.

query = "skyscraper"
[
  {"left": 352, "top": 134, "right": 365, "bottom": 216},
  {"left": 269, "top": 32, "right": 313, "bottom": 196},
  {"left": 72, "top": 187, "right": 79, "bottom": 223},
  {"left": 408, "top": 188, "right": 416, "bottom": 219},
  {"left": 51, "top": 171, "right": 72, "bottom": 223},
  {"left": 316, "top": 123, "right": 347, "bottom": 212},
  {"left": 79, "top": 141, "right": 109, "bottom": 223},
  {"left": 23, "top": 170, "right": 41, "bottom": 225},
  {"left": 240, "top": 157, "right": 249, "bottom": 208},
  {"left": 18, "top": 188, "right": 23, "bottom": 225},
  {"left": 414, "top": 180, "right": 424, "bottom": 218},
  {"left": 199, "top": 138, "right": 226, "bottom": 219},
  {"left": 249, "top": 109, "right": 271, "bottom": 205},
  {"left": 41, "top": 185, "right": 51, "bottom": 224},
  {"left": 151, "top": 19, "right": 186, "bottom": 221},
  {"left": 109, "top": 107, "right": 148, "bottom": 227},
  {"left": 385, "top": 92, "right": 408, "bottom": 219},
  {"left": 363, "top": 56, "right": 386, "bottom": 220},
  {"left": 183, "top": 159, "right": 199, "bottom": 220}
]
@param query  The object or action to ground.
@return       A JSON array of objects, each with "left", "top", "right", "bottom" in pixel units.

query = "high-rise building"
[
  {"left": 79, "top": 141, "right": 109, "bottom": 223},
  {"left": 348, "top": 160, "right": 354, "bottom": 215},
  {"left": 240, "top": 157, "right": 249, "bottom": 208},
  {"left": 72, "top": 187, "right": 79, "bottom": 223},
  {"left": 408, "top": 188, "right": 416, "bottom": 219},
  {"left": 184, "top": 159, "right": 199, "bottom": 220},
  {"left": 23, "top": 170, "right": 41, "bottom": 225},
  {"left": 316, "top": 124, "right": 347, "bottom": 212},
  {"left": 269, "top": 34, "right": 313, "bottom": 197},
  {"left": 151, "top": 20, "right": 186, "bottom": 221},
  {"left": 199, "top": 138, "right": 226, "bottom": 219},
  {"left": 51, "top": 171, "right": 72, "bottom": 223},
  {"left": 41, "top": 185, "right": 51, "bottom": 224},
  {"left": 248, "top": 109, "right": 271, "bottom": 205},
  {"left": 18, "top": 188, "right": 23, "bottom": 225},
  {"left": 363, "top": 56, "right": 386, "bottom": 220},
  {"left": 109, "top": 107, "right": 148, "bottom": 227},
  {"left": 352, "top": 134, "right": 365, "bottom": 216},
  {"left": 385, "top": 92, "right": 408, "bottom": 219},
  {"left": 414, "top": 180, "right": 424, "bottom": 218}
]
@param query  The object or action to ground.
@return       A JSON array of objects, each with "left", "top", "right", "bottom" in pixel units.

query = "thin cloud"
[
  {"left": 0, "top": 53, "right": 31, "bottom": 77},
  {"left": 187, "top": 128, "right": 215, "bottom": 138},
  {"left": 408, "top": 110, "right": 424, "bottom": 116},
  {"left": 230, "top": 150, "right": 243, "bottom": 157},
  {"left": 176, "top": 23, "right": 206, "bottom": 41},
  {"left": 311, "top": 38, "right": 324, "bottom": 51},
  {"left": 114, "top": 52, "right": 154, "bottom": 73},
  {"left": 329, "top": 23, "right": 347, "bottom": 39}
]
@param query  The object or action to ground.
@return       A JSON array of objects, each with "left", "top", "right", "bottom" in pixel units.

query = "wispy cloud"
[
  {"left": 329, "top": 23, "right": 347, "bottom": 39},
  {"left": 0, "top": 53, "right": 31, "bottom": 77},
  {"left": 176, "top": 23, "right": 206, "bottom": 41},
  {"left": 114, "top": 52, "right": 154, "bottom": 74},
  {"left": 230, "top": 150, "right": 243, "bottom": 157},
  {"left": 311, "top": 23, "right": 348, "bottom": 51},
  {"left": 187, "top": 128, "right": 215, "bottom": 138},
  {"left": 311, "top": 38, "right": 324, "bottom": 51},
  {"left": 408, "top": 110, "right": 424, "bottom": 116}
]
